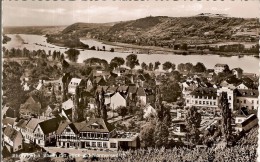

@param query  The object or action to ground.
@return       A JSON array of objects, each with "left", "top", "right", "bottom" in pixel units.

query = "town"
[{"left": 2, "top": 46, "right": 258, "bottom": 161}]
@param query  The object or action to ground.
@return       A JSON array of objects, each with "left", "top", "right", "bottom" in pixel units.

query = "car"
[{"left": 82, "top": 154, "right": 89, "bottom": 159}]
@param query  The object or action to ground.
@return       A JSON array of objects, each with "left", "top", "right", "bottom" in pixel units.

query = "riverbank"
[{"left": 101, "top": 40, "right": 258, "bottom": 56}]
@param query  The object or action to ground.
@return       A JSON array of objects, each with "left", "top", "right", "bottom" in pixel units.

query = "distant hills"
[{"left": 3, "top": 14, "right": 259, "bottom": 46}]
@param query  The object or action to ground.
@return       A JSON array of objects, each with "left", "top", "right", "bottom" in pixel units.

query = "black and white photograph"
[{"left": 1, "top": 0, "right": 259, "bottom": 161}]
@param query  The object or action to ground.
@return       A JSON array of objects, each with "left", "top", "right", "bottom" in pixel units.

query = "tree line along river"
[{"left": 3, "top": 34, "right": 259, "bottom": 74}]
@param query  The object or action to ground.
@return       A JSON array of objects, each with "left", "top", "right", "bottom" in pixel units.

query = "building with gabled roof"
[
  {"left": 3, "top": 125, "right": 23, "bottom": 153},
  {"left": 56, "top": 118, "right": 140, "bottom": 150},
  {"left": 33, "top": 117, "right": 61, "bottom": 146},
  {"left": 68, "top": 78, "right": 83, "bottom": 94}
]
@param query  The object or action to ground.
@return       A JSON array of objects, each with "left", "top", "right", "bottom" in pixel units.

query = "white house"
[
  {"left": 236, "top": 83, "right": 249, "bottom": 90},
  {"left": 24, "top": 118, "right": 44, "bottom": 143},
  {"left": 33, "top": 117, "right": 61, "bottom": 147},
  {"left": 68, "top": 78, "right": 82, "bottom": 94},
  {"left": 110, "top": 92, "right": 126, "bottom": 110},
  {"left": 235, "top": 89, "right": 259, "bottom": 110}
]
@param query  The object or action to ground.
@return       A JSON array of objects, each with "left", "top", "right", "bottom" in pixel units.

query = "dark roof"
[
  {"left": 79, "top": 118, "right": 115, "bottom": 133},
  {"left": 38, "top": 117, "right": 61, "bottom": 134},
  {"left": 190, "top": 87, "right": 217, "bottom": 98},
  {"left": 235, "top": 89, "right": 258, "bottom": 98},
  {"left": 56, "top": 121, "right": 70, "bottom": 135},
  {"left": 4, "top": 125, "right": 18, "bottom": 141},
  {"left": 128, "top": 85, "right": 137, "bottom": 94},
  {"left": 241, "top": 114, "right": 258, "bottom": 127},
  {"left": 136, "top": 87, "right": 146, "bottom": 96}
]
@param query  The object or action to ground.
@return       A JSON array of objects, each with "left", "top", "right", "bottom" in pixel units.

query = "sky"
[{"left": 2, "top": 0, "right": 259, "bottom": 26}]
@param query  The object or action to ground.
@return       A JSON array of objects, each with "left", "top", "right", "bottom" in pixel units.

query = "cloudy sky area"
[{"left": 3, "top": 1, "right": 259, "bottom": 26}]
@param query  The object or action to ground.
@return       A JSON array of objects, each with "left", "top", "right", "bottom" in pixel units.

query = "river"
[{"left": 3, "top": 34, "right": 259, "bottom": 74}]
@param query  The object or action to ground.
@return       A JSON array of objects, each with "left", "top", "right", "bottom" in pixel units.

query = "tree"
[
  {"left": 110, "top": 57, "right": 125, "bottom": 68},
  {"left": 219, "top": 92, "right": 232, "bottom": 145},
  {"left": 193, "top": 62, "right": 206, "bottom": 73},
  {"left": 185, "top": 106, "right": 202, "bottom": 144},
  {"left": 184, "top": 63, "right": 193, "bottom": 72},
  {"left": 154, "top": 118, "right": 169, "bottom": 148},
  {"left": 50, "top": 86, "right": 57, "bottom": 104},
  {"left": 65, "top": 49, "right": 80, "bottom": 62},
  {"left": 140, "top": 121, "right": 156, "bottom": 147},
  {"left": 160, "top": 82, "right": 181, "bottom": 102},
  {"left": 117, "top": 106, "right": 128, "bottom": 119},
  {"left": 141, "top": 62, "right": 148, "bottom": 70},
  {"left": 148, "top": 62, "right": 154, "bottom": 71},
  {"left": 126, "top": 54, "right": 139, "bottom": 69},
  {"left": 154, "top": 61, "right": 161, "bottom": 70},
  {"left": 177, "top": 63, "right": 185, "bottom": 72},
  {"left": 162, "top": 61, "right": 172, "bottom": 71},
  {"left": 171, "top": 63, "right": 176, "bottom": 71}
]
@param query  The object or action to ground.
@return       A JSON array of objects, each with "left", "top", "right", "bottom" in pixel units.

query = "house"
[
  {"left": 181, "top": 81, "right": 198, "bottom": 98},
  {"left": 110, "top": 92, "right": 127, "bottom": 110},
  {"left": 3, "top": 125, "right": 23, "bottom": 153},
  {"left": 235, "top": 89, "right": 259, "bottom": 110},
  {"left": 68, "top": 78, "right": 83, "bottom": 94},
  {"left": 185, "top": 87, "right": 218, "bottom": 109},
  {"left": 214, "top": 64, "right": 229, "bottom": 74},
  {"left": 235, "top": 114, "right": 258, "bottom": 132},
  {"left": 232, "top": 68, "right": 243, "bottom": 79},
  {"left": 22, "top": 82, "right": 31, "bottom": 91},
  {"left": 24, "top": 118, "right": 44, "bottom": 143},
  {"left": 56, "top": 121, "right": 80, "bottom": 148},
  {"left": 236, "top": 83, "right": 250, "bottom": 90},
  {"left": 14, "top": 119, "right": 30, "bottom": 137},
  {"left": 136, "top": 87, "right": 147, "bottom": 106},
  {"left": 143, "top": 104, "right": 157, "bottom": 119},
  {"left": 220, "top": 80, "right": 237, "bottom": 90},
  {"left": 20, "top": 95, "right": 41, "bottom": 116},
  {"left": 33, "top": 117, "right": 61, "bottom": 146},
  {"left": 36, "top": 81, "right": 44, "bottom": 91}
]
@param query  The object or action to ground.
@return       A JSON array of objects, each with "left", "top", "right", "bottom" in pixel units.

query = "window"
[
  {"left": 110, "top": 143, "right": 117, "bottom": 148},
  {"left": 229, "top": 96, "right": 231, "bottom": 100},
  {"left": 103, "top": 142, "right": 107, "bottom": 148},
  {"left": 252, "top": 100, "right": 254, "bottom": 104},
  {"left": 187, "top": 100, "right": 189, "bottom": 103},
  {"left": 210, "top": 102, "right": 212, "bottom": 105},
  {"left": 86, "top": 142, "right": 90, "bottom": 147},
  {"left": 252, "top": 106, "right": 254, "bottom": 110},
  {"left": 237, "top": 99, "right": 239, "bottom": 103},
  {"left": 206, "top": 101, "right": 209, "bottom": 105},
  {"left": 213, "top": 102, "right": 216, "bottom": 105},
  {"left": 97, "top": 142, "right": 102, "bottom": 147},
  {"left": 18, "top": 145, "right": 21, "bottom": 149},
  {"left": 195, "top": 101, "right": 198, "bottom": 104},
  {"left": 92, "top": 142, "right": 96, "bottom": 147},
  {"left": 199, "top": 101, "right": 201, "bottom": 104},
  {"left": 244, "top": 100, "right": 246, "bottom": 104},
  {"left": 66, "top": 128, "right": 71, "bottom": 132},
  {"left": 203, "top": 101, "right": 205, "bottom": 105}
]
